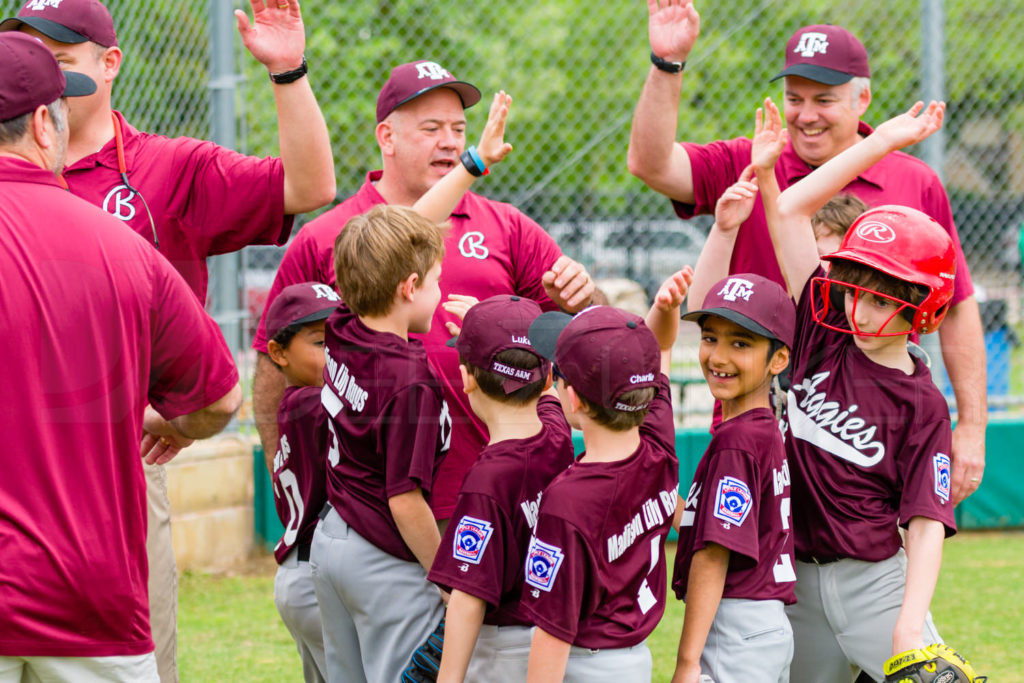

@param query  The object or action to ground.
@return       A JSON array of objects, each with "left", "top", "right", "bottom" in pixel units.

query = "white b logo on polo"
[
  {"left": 27, "top": 0, "right": 62, "bottom": 10},
  {"left": 415, "top": 61, "right": 452, "bottom": 81},
  {"left": 458, "top": 232, "right": 489, "bottom": 259},
  {"left": 452, "top": 516, "right": 494, "bottom": 564},
  {"left": 103, "top": 185, "right": 138, "bottom": 222},
  {"left": 714, "top": 476, "right": 752, "bottom": 527},
  {"left": 525, "top": 537, "right": 565, "bottom": 592},
  {"left": 718, "top": 277, "right": 755, "bottom": 303},
  {"left": 311, "top": 283, "right": 340, "bottom": 301},
  {"left": 794, "top": 31, "right": 830, "bottom": 57},
  {"left": 855, "top": 221, "right": 897, "bottom": 243},
  {"left": 933, "top": 453, "right": 951, "bottom": 502}
]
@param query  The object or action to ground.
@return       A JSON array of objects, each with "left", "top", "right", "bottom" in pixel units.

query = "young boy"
[
  {"left": 264, "top": 281, "right": 341, "bottom": 683},
  {"left": 522, "top": 267, "right": 693, "bottom": 682},
  {"left": 714, "top": 98, "right": 955, "bottom": 682},
  {"left": 427, "top": 294, "right": 576, "bottom": 682},
  {"left": 669, "top": 268, "right": 796, "bottom": 683},
  {"left": 811, "top": 194, "right": 869, "bottom": 266},
  {"left": 309, "top": 204, "right": 450, "bottom": 683}
]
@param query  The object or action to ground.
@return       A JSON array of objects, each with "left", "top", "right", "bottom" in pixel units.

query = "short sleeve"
[
  {"left": 380, "top": 385, "right": 444, "bottom": 498},
  {"left": 921, "top": 177, "right": 973, "bottom": 305},
  {"left": 148, "top": 256, "right": 239, "bottom": 418},
  {"left": 508, "top": 209, "right": 562, "bottom": 311},
  {"left": 671, "top": 138, "right": 751, "bottom": 219},
  {"left": 520, "top": 516, "right": 590, "bottom": 644},
  {"left": 693, "top": 449, "right": 763, "bottom": 564},
  {"left": 897, "top": 417, "right": 957, "bottom": 535},
  {"left": 428, "top": 493, "right": 511, "bottom": 606}
]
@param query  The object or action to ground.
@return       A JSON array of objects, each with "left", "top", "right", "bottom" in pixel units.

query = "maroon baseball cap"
[
  {"left": 376, "top": 60, "right": 481, "bottom": 123},
  {"left": 447, "top": 295, "right": 550, "bottom": 393},
  {"left": 528, "top": 306, "right": 661, "bottom": 413},
  {"left": 683, "top": 274, "right": 795, "bottom": 349},
  {"left": 771, "top": 24, "right": 869, "bottom": 86},
  {"left": 265, "top": 282, "right": 341, "bottom": 341},
  {"left": 0, "top": 32, "right": 95, "bottom": 121},
  {"left": 1, "top": 0, "right": 117, "bottom": 48}
]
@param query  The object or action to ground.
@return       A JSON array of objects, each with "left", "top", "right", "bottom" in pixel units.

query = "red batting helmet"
[{"left": 815, "top": 205, "right": 956, "bottom": 335}]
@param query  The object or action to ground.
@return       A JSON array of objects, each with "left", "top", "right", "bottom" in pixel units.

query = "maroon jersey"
[
  {"left": 428, "top": 397, "right": 574, "bottom": 626},
  {"left": 63, "top": 111, "right": 291, "bottom": 300},
  {"left": 521, "top": 375, "right": 677, "bottom": 649},
  {"left": 252, "top": 171, "right": 564, "bottom": 519},
  {"left": 0, "top": 158, "right": 238, "bottom": 657},
  {"left": 786, "top": 268, "right": 956, "bottom": 561},
  {"left": 321, "top": 306, "right": 452, "bottom": 561},
  {"left": 272, "top": 385, "right": 330, "bottom": 564},
  {"left": 673, "top": 408, "right": 796, "bottom": 604}
]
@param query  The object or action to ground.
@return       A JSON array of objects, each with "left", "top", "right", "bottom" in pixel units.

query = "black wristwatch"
[
  {"left": 270, "top": 57, "right": 308, "bottom": 84},
  {"left": 650, "top": 51, "right": 686, "bottom": 74}
]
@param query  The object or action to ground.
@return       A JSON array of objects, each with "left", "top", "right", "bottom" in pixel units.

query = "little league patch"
[
  {"left": 525, "top": 537, "right": 565, "bottom": 591},
  {"left": 933, "top": 453, "right": 951, "bottom": 502},
  {"left": 452, "top": 515, "right": 494, "bottom": 565},
  {"left": 714, "top": 476, "right": 752, "bottom": 526}
]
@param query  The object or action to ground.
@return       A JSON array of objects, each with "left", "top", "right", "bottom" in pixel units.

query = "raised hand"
[
  {"left": 714, "top": 165, "right": 758, "bottom": 232},
  {"left": 653, "top": 266, "right": 694, "bottom": 311},
  {"left": 873, "top": 100, "right": 946, "bottom": 151},
  {"left": 543, "top": 255, "right": 595, "bottom": 314},
  {"left": 648, "top": 0, "right": 701, "bottom": 62},
  {"left": 442, "top": 294, "right": 480, "bottom": 337},
  {"left": 476, "top": 91, "right": 514, "bottom": 168},
  {"left": 751, "top": 98, "right": 788, "bottom": 172},
  {"left": 235, "top": 0, "right": 306, "bottom": 74}
]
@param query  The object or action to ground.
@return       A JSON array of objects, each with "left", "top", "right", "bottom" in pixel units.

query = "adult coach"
[
  {"left": 252, "top": 60, "right": 594, "bottom": 521},
  {"left": 627, "top": 0, "right": 986, "bottom": 504},
  {"left": 0, "top": 32, "right": 240, "bottom": 681},
  {"left": 1, "top": 1, "right": 335, "bottom": 680}
]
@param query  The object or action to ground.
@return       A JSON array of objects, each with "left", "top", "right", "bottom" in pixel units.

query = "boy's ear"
[
  {"left": 267, "top": 340, "right": 288, "bottom": 368},
  {"left": 459, "top": 364, "right": 477, "bottom": 394},
  {"left": 769, "top": 346, "right": 791, "bottom": 376},
  {"left": 565, "top": 384, "right": 582, "bottom": 415},
  {"left": 398, "top": 271, "right": 421, "bottom": 301},
  {"left": 542, "top": 368, "right": 553, "bottom": 392}
]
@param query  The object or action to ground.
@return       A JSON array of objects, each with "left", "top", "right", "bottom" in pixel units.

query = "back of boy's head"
[
  {"left": 528, "top": 306, "right": 661, "bottom": 431},
  {"left": 452, "top": 295, "right": 550, "bottom": 405},
  {"left": 333, "top": 205, "right": 446, "bottom": 317},
  {"left": 683, "top": 274, "right": 795, "bottom": 365},
  {"left": 266, "top": 281, "right": 342, "bottom": 358},
  {"left": 822, "top": 205, "right": 955, "bottom": 334},
  {"left": 812, "top": 193, "right": 869, "bottom": 239}
]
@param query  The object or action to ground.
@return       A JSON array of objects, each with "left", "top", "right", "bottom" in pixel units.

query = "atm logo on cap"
[
  {"left": 415, "top": 62, "right": 451, "bottom": 80},
  {"left": 718, "top": 278, "right": 755, "bottom": 302},
  {"left": 794, "top": 32, "right": 829, "bottom": 57}
]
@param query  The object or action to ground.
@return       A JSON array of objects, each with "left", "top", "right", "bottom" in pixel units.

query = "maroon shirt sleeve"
[
  {"left": 429, "top": 493, "right": 511, "bottom": 605},
  {"left": 381, "top": 384, "right": 444, "bottom": 498},
  {"left": 147, "top": 256, "right": 239, "bottom": 418},
  {"left": 508, "top": 208, "right": 563, "bottom": 310},
  {"left": 692, "top": 449, "right": 762, "bottom": 564},
  {"left": 522, "top": 517, "right": 590, "bottom": 644},
  {"left": 897, "top": 416, "right": 957, "bottom": 535},
  {"left": 920, "top": 174, "right": 973, "bottom": 305},
  {"left": 671, "top": 138, "right": 751, "bottom": 219}
]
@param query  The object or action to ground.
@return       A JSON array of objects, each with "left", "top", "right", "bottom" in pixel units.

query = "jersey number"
[
  {"left": 326, "top": 420, "right": 341, "bottom": 467},
  {"left": 275, "top": 469, "right": 304, "bottom": 546},
  {"left": 774, "top": 496, "right": 795, "bottom": 583}
]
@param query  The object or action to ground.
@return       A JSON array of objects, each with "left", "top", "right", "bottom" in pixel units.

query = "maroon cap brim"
[
  {"left": 771, "top": 63, "right": 855, "bottom": 86},
  {"left": 0, "top": 16, "right": 88, "bottom": 44},
  {"left": 391, "top": 80, "right": 481, "bottom": 116}
]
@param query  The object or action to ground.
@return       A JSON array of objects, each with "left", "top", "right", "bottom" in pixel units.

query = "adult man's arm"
[
  {"left": 236, "top": 0, "right": 336, "bottom": 214},
  {"left": 939, "top": 297, "right": 987, "bottom": 504},
  {"left": 142, "top": 387, "right": 244, "bottom": 465},
  {"left": 627, "top": 0, "right": 701, "bottom": 203}
]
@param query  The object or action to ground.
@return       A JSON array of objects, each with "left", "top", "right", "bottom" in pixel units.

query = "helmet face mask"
[
  {"left": 821, "top": 205, "right": 956, "bottom": 335},
  {"left": 812, "top": 276, "right": 925, "bottom": 337}
]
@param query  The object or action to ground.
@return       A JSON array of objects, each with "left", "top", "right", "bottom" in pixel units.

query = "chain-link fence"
[{"left": 10, "top": 0, "right": 1022, "bottom": 418}]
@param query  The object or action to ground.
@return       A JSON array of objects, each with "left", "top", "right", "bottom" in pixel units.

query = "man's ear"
[
  {"left": 376, "top": 119, "right": 395, "bottom": 156},
  {"left": 30, "top": 104, "right": 56, "bottom": 150},
  {"left": 101, "top": 45, "right": 123, "bottom": 83},
  {"left": 855, "top": 82, "right": 872, "bottom": 118}
]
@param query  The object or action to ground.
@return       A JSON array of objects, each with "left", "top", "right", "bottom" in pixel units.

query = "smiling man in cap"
[
  {"left": 628, "top": 0, "right": 986, "bottom": 508},
  {"left": 0, "top": 31, "right": 241, "bottom": 682},
  {"left": 251, "top": 59, "right": 596, "bottom": 527}
]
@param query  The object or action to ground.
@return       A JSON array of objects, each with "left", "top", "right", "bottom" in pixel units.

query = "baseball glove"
[
  {"left": 883, "top": 643, "right": 987, "bottom": 683},
  {"left": 400, "top": 616, "right": 445, "bottom": 683}
]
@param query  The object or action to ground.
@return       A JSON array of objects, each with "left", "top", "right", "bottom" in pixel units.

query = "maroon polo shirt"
[
  {"left": 272, "top": 385, "right": 330, "bottom": 564},
  {"left": 673, "top": 408, "right": 796, "bottom": 605},
  {"left": 254, "top": 171, "right": 564, "bottom": 519},
  {"left": 674, "top": 121, "right": 972, "bottom": 307},
  {"left": 0, "top": 158, "right": 239, "bottom": 657},
  {"left": 428, "top": 396, "right": 574, "bottom": 626},
  {"left": 63, "top": 110, "right": 293, "bottom": 300},
  {"left": 785, "top": 268, "right": 956, "bottom": 561},
  {"left": 321, "top": 305, "right": 451, "bottom": 561},
  {"left": 520, "top": 375, "right": 678, "bottom": 649}
]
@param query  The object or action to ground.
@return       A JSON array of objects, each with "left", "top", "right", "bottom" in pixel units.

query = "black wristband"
[
  {"left": 460, "top": 148, "right": 486, "bottom": 177},
  {"left": 650, "top": 51, "right": 685, "bottom": 74},
  {"left": 269, "top": 56, "right": 308, "bottom": 84}
]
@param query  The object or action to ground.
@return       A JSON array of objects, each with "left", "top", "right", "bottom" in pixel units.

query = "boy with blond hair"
[{"left": 309, "top": 204, "right": 450, "bottom": 683}]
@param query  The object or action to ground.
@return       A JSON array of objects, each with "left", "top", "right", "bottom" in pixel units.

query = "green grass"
[{"left": 180, "top": 531, "right": 1024, "bottom": 681}]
